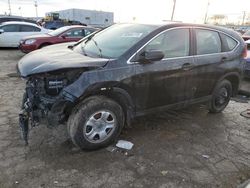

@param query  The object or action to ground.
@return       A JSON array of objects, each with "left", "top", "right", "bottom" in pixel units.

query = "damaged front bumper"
[{"left": 19, "top": 78, "right": 76, "bottom": 145}]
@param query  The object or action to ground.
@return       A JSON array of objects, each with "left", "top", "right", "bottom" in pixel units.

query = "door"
[
  {"left": 132, "top": 28, "right": 196, "bottom": 112},
  {"left": 60, "top": 28, "right": 86, "bottom": 42},
  {"left": 192, "top": 28, "right": 226, "bottom": 98},
  {"left": 19, "top": 25, "right": 42, "bottom": 44},
  {"left": 0, "top": 24, "right": 20, "bottom": 47}
]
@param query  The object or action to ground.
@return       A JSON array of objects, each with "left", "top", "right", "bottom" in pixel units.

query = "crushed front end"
[{"left": 19, "top": 70, "right": 83, "bottom": 144}]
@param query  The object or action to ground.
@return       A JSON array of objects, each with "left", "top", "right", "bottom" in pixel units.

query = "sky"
[{"left": 0, "top": 0, "right": 249, "bottom": 24}]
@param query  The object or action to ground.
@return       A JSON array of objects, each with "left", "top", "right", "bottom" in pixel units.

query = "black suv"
[{"left": 18, "top": 23, "right": 246, "bottom": 150}]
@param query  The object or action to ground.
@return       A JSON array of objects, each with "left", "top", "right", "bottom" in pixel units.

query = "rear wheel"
[
  {"left": 209, "top": 80, "right": 232, "bottom": 113},
  {"left": 67, "top": 96, "right": 124, "bottom": 150}
]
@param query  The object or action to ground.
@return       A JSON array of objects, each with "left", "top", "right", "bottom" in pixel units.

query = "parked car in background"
[
  {"left": 244, "top": 39, "right": 250, "bottom": 78},
  {"left": 44, "top": 20, "right": 86, "bottom": 30},
  {"left": 19, "top": 25, "right": 98, "bottom": 53},
  {"left": 18, "top": 23, "right": 246, "bottom": 150},
  {"left": 0, "top": 21, "right": 50, "bottom": 47},
  {"left": 242, "top": 30, "right": 250, "bottom": 41},
  {"left": 0, "top": 16, "right": 37, "bottom": 25}
]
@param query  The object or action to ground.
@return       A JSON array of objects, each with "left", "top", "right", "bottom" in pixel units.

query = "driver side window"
[{"left": 145, "top": 28, "right": 190, "bottom": 58}]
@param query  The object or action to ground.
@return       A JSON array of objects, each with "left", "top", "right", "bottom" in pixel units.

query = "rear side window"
[
  {"left": 84, "top": 28, "right": 95, "bottom": 36},
  {"left": 20, "top": 25, "right": 41, "bottom": 32},
  {"left": 64, "top": 29, "right": 85, "bottom": 38},
  {"left": 145, "top": 28, "right": 190, "bottom": 58},
  {"left": 220, "top": 33, "right": 238, "bottom": 51},
  {"left": 195, "top": 29, "right": 221, "bottom": 55},
  {"left": 1, "top": 24, "right": 19, "bottom": 32}
]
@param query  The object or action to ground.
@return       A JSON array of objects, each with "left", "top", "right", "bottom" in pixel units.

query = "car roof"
[
  {"left": 61, "top": 25, "right": 97, "bottom": 30},
  {"left": 141, "top": 22, "right": 242, "bottom": 41},
  {"left": 1, "top": 21, "right": 39, "bottom": 27}
]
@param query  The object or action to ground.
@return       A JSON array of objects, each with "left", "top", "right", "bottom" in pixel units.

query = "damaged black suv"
[{"left": 18, "top": 23, "right": 246, "bottom": 150}]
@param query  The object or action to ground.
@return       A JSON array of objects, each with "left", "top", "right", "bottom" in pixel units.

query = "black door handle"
[
  {"left": 221, "top": 57, "right": 227, "bottom": 62},
  {"left": 182, "top": 63, "right": 193, "bottom": 70}
]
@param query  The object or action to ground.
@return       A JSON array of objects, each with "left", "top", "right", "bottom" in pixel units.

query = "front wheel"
[
  {"left": 209, "top": 80, "right": 232, "bottom": 113},
  {"left": 67, "top": 96, "right": 124, "bottom": 150}
]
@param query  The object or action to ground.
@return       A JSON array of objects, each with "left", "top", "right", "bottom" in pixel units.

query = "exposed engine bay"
[{"left": 19, "top": 69, "right": 85, "bottom": 144}]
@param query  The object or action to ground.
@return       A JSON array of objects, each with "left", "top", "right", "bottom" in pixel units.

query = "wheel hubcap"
[
  {"left": 83, "top": 111, "right": 116, "bottom": 143},
  {"left": 215, "top": 87, "right": 229, "bottom": 107}
]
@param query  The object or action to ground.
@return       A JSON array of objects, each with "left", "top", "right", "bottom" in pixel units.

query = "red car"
[{"left": 19, "top": 25, "right": 97, "bottom": 53}]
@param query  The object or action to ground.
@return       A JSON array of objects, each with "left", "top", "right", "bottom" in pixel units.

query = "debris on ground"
[
  {"left": 232, "top": 95, "right": 250, "bottom": 103},
  {"left": 116, "top": 140, "right": 134, "bottom": 150},
  {"left": 161, "top": 170, "right": 168, "bottom": 176},
  {"left": 240, "top": 109, "right": 250, "bottom": 118},
  {"left": 106, "top": 146, "right": 117, "bottom": 152},
  {"left": 237, "top": 179, "right": 250, "bottom": 188},
  {"left": 202, "top": 154, "right": 210, "bottom": 159}
]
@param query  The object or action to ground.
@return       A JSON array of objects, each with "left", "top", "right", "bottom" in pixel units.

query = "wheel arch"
[
  {"left": 215, "top": 72, "right": 241, "bottom": 97},
  {"left": 76, "top": 83, "right": 136, "bottom": 127}
]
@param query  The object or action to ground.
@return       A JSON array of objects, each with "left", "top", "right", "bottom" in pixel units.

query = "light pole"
[
  {"left": 19, "top": 7, "right": 22, "bottom": 16},
  {"left": 242, "top": 11, "right": 246, "bottom": 25},
  {"left": 204, "top": 0, "right": 210, "bottom": 24},
  {"left": 34, "top": 1, "right": 38, "bottom": 17},
  {"left": 171, "top": 0, "right": 176, "bottom": 21},
  {"left": 8, "top": 0, "right": 11, "bottom": 15}
]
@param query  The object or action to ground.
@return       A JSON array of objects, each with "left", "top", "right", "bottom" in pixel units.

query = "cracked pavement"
[{"left": 0, "top": 49, "right": 249, "bottom": 188}]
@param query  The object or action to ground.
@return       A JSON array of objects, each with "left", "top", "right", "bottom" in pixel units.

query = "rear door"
[
  {"left": 192, "top": 28, "right": 226, "bottom": 98},
  {"left": 0, "top": 24, "right": 20, "bottom": 47}
]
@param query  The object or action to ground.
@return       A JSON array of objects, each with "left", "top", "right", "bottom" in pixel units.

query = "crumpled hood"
[{"left": 18, "top": 43, "right": 109, "bottom": 77}]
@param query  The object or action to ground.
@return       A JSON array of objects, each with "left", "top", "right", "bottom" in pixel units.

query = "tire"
[
  {"left": 67, "top": 96, "right": 124, "bottom": 150},
  {"left": 209, "top": 79, "right": 232, "bottom": 113}
]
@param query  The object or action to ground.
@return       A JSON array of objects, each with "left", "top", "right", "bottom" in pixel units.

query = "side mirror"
[
  {"left": 137, "top": 50, "right": 164, "bottom": 63},
  {"left": 0, "top": 29, "right": 4, "bottom": 34},
  {"left": 61, "top": 34, "right": 67, "bottom": 39}
]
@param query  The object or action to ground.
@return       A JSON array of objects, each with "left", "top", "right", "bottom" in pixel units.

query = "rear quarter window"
[
  {"left": 220, "top": 33, "right": 238, "bottom": 51},
  {"left": 20, "top": 25, "right": 41, "bottom": 32}
]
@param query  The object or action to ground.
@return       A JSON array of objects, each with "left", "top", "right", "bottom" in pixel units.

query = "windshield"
[
  {"left": 76, "top": 24, "right": 158, "bottom": 58},
  {"left": 48, "top": 27, "right": 71, "bottom": 36}
]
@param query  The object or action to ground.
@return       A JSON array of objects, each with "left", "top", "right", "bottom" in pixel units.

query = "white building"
[{"left": 46, "top": 9, "right": 114, "bottom": 27}]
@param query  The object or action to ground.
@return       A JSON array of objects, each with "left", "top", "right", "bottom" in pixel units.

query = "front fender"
[{"left": 62, "top": 65, "right": 135, "bottom": 101}]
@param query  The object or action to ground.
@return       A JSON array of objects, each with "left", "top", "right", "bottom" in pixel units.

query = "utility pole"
[
  {"left": 19, "top": 7, "right": 22, "bottom": 17},
  {"left": 8, "top": 0, "right": 11, "bottom": 15},
  {"left": 171, "top": 0, "right": 176, "bottom": 21},
  {"left": 204, "top": 0, "right": 210, "bottom": 24},
  {"left": 34, "top": 1, "right": 38, "bottom": 17},
  {"left": 242, "top": 11, "right": 246, "bottom": 25}
]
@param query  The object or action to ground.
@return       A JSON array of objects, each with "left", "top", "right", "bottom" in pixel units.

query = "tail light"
[{"left": 242, "top": 44, "right": 248, "bottom": 58}]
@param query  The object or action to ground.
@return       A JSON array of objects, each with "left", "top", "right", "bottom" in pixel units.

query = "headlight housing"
[{"left": 24, "top": 39, "right": 36, "bottom": 45}]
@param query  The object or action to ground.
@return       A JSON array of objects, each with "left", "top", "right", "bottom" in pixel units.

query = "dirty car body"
[
  {"left": 244, "top": 39, "right": 250, "bottom": 78},
  {"left": 18, "top": 23, "right": 246, "bottom": 148}
]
